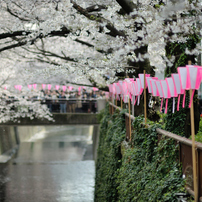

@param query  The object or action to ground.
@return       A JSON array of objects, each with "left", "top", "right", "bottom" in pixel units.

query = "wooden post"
[
  {"left": 128, "top": 96, "right": 131, "bottom": 142},
  {"left": 144, "top": 70, "right": 147, "bottom": 126},
  {"left": 188, "top": 60, "right": 198, "bottom": 202},
  {"left": 109, "top": 93, "right": 111, "bottom": 114},
  {"left": 132, "top": 96, "right": 134, "bottom": 116},
  {"left": 121, "top": 96, "right": 123, "bottom": 109},
  {"left": 190, "top": 88, "right": 198, "bottom": 202},
  {"left": 112, "top": 95, "right": 114, "bottom": 114}
]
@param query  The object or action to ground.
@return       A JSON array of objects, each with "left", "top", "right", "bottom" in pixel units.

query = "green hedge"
[
  {"left": 95, "top": 104, "right": 193, "bottom": 201},
  {"left": 192, "top": 117, "right": 202, "bottom": 143},
  {"left": 94, "top": 104, "right": 126, "bottom": 201}
]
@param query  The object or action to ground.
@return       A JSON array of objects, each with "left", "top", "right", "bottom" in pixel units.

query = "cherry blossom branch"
[{"left": 71, "top": 0, "right": 126, "bottom": 38}]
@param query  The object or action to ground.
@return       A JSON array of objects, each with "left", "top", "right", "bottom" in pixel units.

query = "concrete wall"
[
  {"left": 16, "top": 126, "right": 46, "bottom": 142},
  {"left": 0, "top": 125, "right": 46, "bottom": 162},
  {"left": 0, "top": 126, "right": 17, "bottom": 155},
  {"left": 97, "top": 99, "right": 106, "bottom": 112},
  {"left": 0, "top": 124, "right": 101, "bottom": 162},
  {"left": 92, "top": 125, "right": 100, "bottom": 160}
]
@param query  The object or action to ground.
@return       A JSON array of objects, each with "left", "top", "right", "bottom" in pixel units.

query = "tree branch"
[
  {"left": 115, "top": 0, "right": 137, "bottom": 14},
  {"left": 0, "top": 31, "right": 31, "bottom": 40},
  {"left": 0, "top": 41, "right": 27, "bottom": 52},
  {"left": 74, "top": 38, "right": 94, "bottom": 47},
  {"left": 6, "top": 4, "right": 31, "bottom": 22},
  {"left": 86, "top": 5, "right": 107, "bottom": 13},
  {"left": 71, "top": 0, "right": 126, "bottom": 38},
  {"left": 0, "top": 26, "right": 71, "bottom": 52},
  {"left": 22, "top": 44, "right": 78, "bottom": 62}
]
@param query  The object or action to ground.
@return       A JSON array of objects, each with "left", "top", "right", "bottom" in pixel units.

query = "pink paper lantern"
[
  {"left": 68, "top": 86, "right": 73, "bottom": 91},
  {"left": 28, "top": 84, "right": 32, "bottom": 89},
  {"left": 155, "top": 81, "right": 163, "bottom": 98},
  {"left": 33, "top": 84, "right": 37, "bottom": 89},
  {"left": 172, "top": 73, "right": 185, "bottom": 110},
  {"left": 47, "top": 84, "right": 52, "bottom": 90},
  {"left": 130, "top": 81, "right": 138, "bottom": 105},
  {"left": 42, "top": 84, "right": 46, "bottom": 90},
  {"left": 166, "top": 77, "right": 178, "bottom": 113},
  {"left": 55, "top": 85, "right": 60, "bottom": 90},
  {"left": 130, "top": 81, "right": 137, "bottom": 96},
  {"left": 18, "top": 85, "right": 22, "bottom": 91},
  {"left": 171, "top": 73, "right": 184, "bottom": 95},
  {"left": 62, "top": 86, "right": 67, "bottom": 92},
  {"left": 105, "top": 92, "right": 109, "bottom": 99},
  {"left": 186, "top": 65, "right": 202, "bottom": 90},
  {"left": 160, "top": 80, "right": 171, "bottom": 114},
  {"left": 150, "top": 79, "right": 158, "bottom": 97},
  {"left": 146, "top": 78, "right": 152, "bottom": 94},
  {"left": 178, "top": 65, "right": 202, "bottom": 108},
  {"left": 108, "top": 84, "right": 113, "bottom": 99},
  {"left": 160, "top": 80, "right": 171, "bottom": 99},
  {"left": 114, "top": 83, "right": 121, "bottom": 97},
  {"left": 146, "top": 77, "right": 158, "bottom": 94},
  {"left": 93, "top": 87, "right": 99, "bottom": 91},
  {"left": 136, "top": 78, "right": 142, "bottom": 96},
  {"left": 138, "top": 73, "right": 150, "bottom": 90},
  {"left": 156, "top": 81, "right": 163, "bottom": 113},
  {"left": 108, "top": 84, "right": 113, "bottom": 93}
]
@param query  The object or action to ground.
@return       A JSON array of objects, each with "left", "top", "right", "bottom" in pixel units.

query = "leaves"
[{"left": 95, "top": 105, "right": 192, "bottom": 202}]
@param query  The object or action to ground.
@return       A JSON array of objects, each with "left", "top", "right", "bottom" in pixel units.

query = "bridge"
[{"left": 0, "top": 98, "right": 107, "bottom": 126}]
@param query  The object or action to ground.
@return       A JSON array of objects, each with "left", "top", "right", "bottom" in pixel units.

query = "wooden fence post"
[
  {"left": 188, "top": 60, "right": 198, "bottom": 202},
  {"left": 144, "top": 70, "right": 147, "bottom": 126},
  {"left": 128, "top": 97, "right": 131, "bottom": 142}
]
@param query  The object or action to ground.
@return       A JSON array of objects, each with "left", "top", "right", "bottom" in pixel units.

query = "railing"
[
  {"left": 40, "top": 98, "right": 98, "bottom": 113},
  {"left": 5, "top": 98, "right": 104, "bottom": 113},
  {"left": 109, "top": 102, "right": 202, "bottom": 202}
]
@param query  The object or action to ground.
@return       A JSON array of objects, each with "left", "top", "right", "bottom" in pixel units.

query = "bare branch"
[
  {"left": 74, "top": 39, "right": 94, "bottom": 47},
  {"left": 0, "top": 41, "right": 27, "bottom": 52},
  {"left": 6, "top": 4, "right": 31, "bottom": 22}
]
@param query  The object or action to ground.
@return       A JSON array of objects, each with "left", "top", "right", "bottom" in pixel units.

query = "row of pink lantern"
[{"left": 109, "top": 65, "right": 202, "bottom": 114}]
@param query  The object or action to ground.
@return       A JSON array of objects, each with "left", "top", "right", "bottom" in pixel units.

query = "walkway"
[{"left": 0, "top": 125, "right": 95, "bottom": 202}]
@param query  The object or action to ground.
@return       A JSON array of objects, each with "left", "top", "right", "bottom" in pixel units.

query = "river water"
[{"left": 0, "top": 125, "right": 95, "bottom": 202}]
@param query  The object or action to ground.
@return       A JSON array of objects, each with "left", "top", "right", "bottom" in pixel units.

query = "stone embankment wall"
[{"left": 0, "top": 126, "right": 46, "bottom": 162}]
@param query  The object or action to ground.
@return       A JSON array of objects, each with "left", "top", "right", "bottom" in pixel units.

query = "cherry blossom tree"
[{"left": 0, "top": 0, "right": 201, "bottom": 122}]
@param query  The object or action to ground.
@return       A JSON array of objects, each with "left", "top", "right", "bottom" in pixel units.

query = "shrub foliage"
[{"left": 94, "top": 104, "right": 191, "bottom": 201}]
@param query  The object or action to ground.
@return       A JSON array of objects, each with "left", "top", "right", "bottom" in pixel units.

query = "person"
[
  {"left": 51, "top": 90, "right": 59, "bottom": 112},
  {"left": 91, "top": 90, "right": 97, "bottom": 113},
  {"left": 45, "top": 90, "right": 52, "bottom": 112},
  {"left": 69, "top": 92, "right": 76, "bottom": 113},
  {"left": 59, "top": 91, "right": 67, "bottom": 113},
  {"left": 76, "top": 92, "right": 82, "bottom": 112}
]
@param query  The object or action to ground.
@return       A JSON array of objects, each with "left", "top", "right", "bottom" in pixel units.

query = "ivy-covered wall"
[{"left": 95, "top": 104, "right": 193, "bottom": 202}]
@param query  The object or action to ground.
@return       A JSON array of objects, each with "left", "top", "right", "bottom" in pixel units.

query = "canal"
[{"left": 0, "top": 125, "right": 96, "bottom": 202}]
